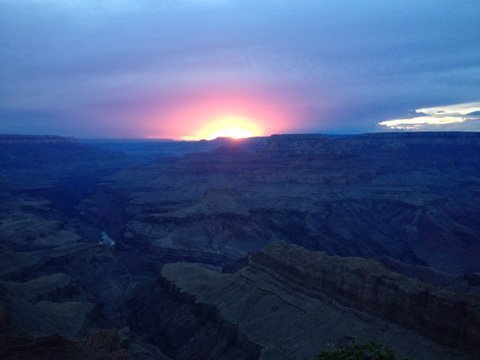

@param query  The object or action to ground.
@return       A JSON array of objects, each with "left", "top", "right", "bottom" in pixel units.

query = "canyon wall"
[{"left": 162, "top": 243, "right": 479, "bottom": 359}]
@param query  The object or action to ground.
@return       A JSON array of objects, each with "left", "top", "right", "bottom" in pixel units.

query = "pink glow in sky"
[
  {"left": 1, "top": 1, "right": 479, "bottom": 137},
  {"left": 145, "top": 89, "right": 306, "bottom": 139}
]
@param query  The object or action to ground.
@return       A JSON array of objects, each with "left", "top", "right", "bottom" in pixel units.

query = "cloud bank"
[{"left": 379, "top": 102, "right": 480, "bottom": 130}]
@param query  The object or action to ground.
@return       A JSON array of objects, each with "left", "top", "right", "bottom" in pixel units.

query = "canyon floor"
[{"left": 0, "top": 133, "right": 479, "bottom": 359}]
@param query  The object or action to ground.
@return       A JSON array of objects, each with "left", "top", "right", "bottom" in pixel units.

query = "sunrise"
[
  {"left": 1, "top": 1, "right": 479, "bottom": 359},
  {"left": 181, "top": 115, "right": 261, "bottom": 140}
]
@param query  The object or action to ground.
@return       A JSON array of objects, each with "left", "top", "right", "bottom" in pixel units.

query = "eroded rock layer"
[
  {"left": 162, "top": 243, "right": 480, "bottom": 359},
  {"left": 85, "top": 132, "right": 480, "bottom": 274}
]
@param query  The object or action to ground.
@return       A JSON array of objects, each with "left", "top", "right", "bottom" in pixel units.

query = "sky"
[{"left": 0, "top": 0, "right": 479, "bottom": 138}]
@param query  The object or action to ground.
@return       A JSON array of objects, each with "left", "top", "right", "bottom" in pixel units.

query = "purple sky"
[{"left": 1, "top": 0, "right": 479, "bottom": 138}]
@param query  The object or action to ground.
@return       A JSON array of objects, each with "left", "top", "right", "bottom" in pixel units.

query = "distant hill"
[{"left": 0, "top": 134, "right": 76, "bottom": 144}]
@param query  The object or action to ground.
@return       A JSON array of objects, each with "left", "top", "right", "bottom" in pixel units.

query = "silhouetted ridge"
[{"left": 0, "top": 134, "right": 76, "bottom": 144}]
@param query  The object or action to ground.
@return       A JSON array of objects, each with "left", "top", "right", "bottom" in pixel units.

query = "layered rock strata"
[{"left": 161, "top": 243, "right": 480, "bottom": 359}]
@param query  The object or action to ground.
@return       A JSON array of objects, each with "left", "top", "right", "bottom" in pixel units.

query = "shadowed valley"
[{"left": 1, "top": 133, "right": 479, "bottom": 359}]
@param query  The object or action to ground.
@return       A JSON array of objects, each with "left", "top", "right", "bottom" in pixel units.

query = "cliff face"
[
  {"left": 123, "top": 277, "right": 261, "bottom": 360},
  {"left": 248, "top": 243, "right": 480, "bottom": 356},
  {"left": 162, "top": 243, "right": 479, "bottom": 359}
]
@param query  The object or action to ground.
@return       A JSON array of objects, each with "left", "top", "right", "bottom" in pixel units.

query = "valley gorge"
[{"left": 1, "top": 133, "right": 480, "bottom": 359}]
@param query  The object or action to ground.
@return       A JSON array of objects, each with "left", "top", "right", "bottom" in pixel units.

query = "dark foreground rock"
[
  {"left": 160, "top": 243, "right": 479, "bottom": 359},
  {"left": 123, "top": 277, "right": 261, "bottom": 360}
]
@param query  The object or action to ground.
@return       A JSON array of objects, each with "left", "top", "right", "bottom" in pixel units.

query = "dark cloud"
[{"left": 1, "top": 0, "right": 479, "bottom": 137}]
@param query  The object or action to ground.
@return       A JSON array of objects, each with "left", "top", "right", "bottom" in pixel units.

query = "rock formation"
[
  {"left": 1, "top": 132, "right": 479, "bottom": 359},
  {"left": 84, "top": 132, "right": 480, "bottom": 274},
  {"left": 160, "top": 243, "right": 479, "bottom": 359}
]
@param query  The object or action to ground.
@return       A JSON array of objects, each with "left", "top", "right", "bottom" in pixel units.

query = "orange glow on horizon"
[
  {"left": 183, "top": 115, "right": 262, "bottom": 140},
  {"left": 144, "top": 89, "right": 308, "bottom": 140}
]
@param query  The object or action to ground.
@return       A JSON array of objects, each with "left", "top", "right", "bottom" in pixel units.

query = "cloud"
[
  {"left": 378, "top": 102, "right": 480, "bottom": 130},
  {"left": 1, "top": 1, "right": 480, "bottom": 137},
  {"left": 417, "top": 102, "right": 480, "bottom": 117}
]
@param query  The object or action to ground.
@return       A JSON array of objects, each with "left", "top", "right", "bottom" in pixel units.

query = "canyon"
[{"left": 1, "top": 132, "right": 479, "bottom": 359}]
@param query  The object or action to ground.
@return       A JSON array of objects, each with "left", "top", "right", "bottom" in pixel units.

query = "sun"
[
  {"left": 186, "top": 115, "right": 262, "bottom": 140},
  {"left": 205, "top": 126, "right": 255, "bottom": 139}
]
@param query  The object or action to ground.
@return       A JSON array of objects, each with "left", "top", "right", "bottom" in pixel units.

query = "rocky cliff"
[
  {"left": 247, "top": 243, "right": 480, "bottom": 356},
  {"left": 162, "top": 242, "right": 480, "bottom": 359},
  {"left": 123, "top": 277, "right": 261, "bottom": 359}
]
